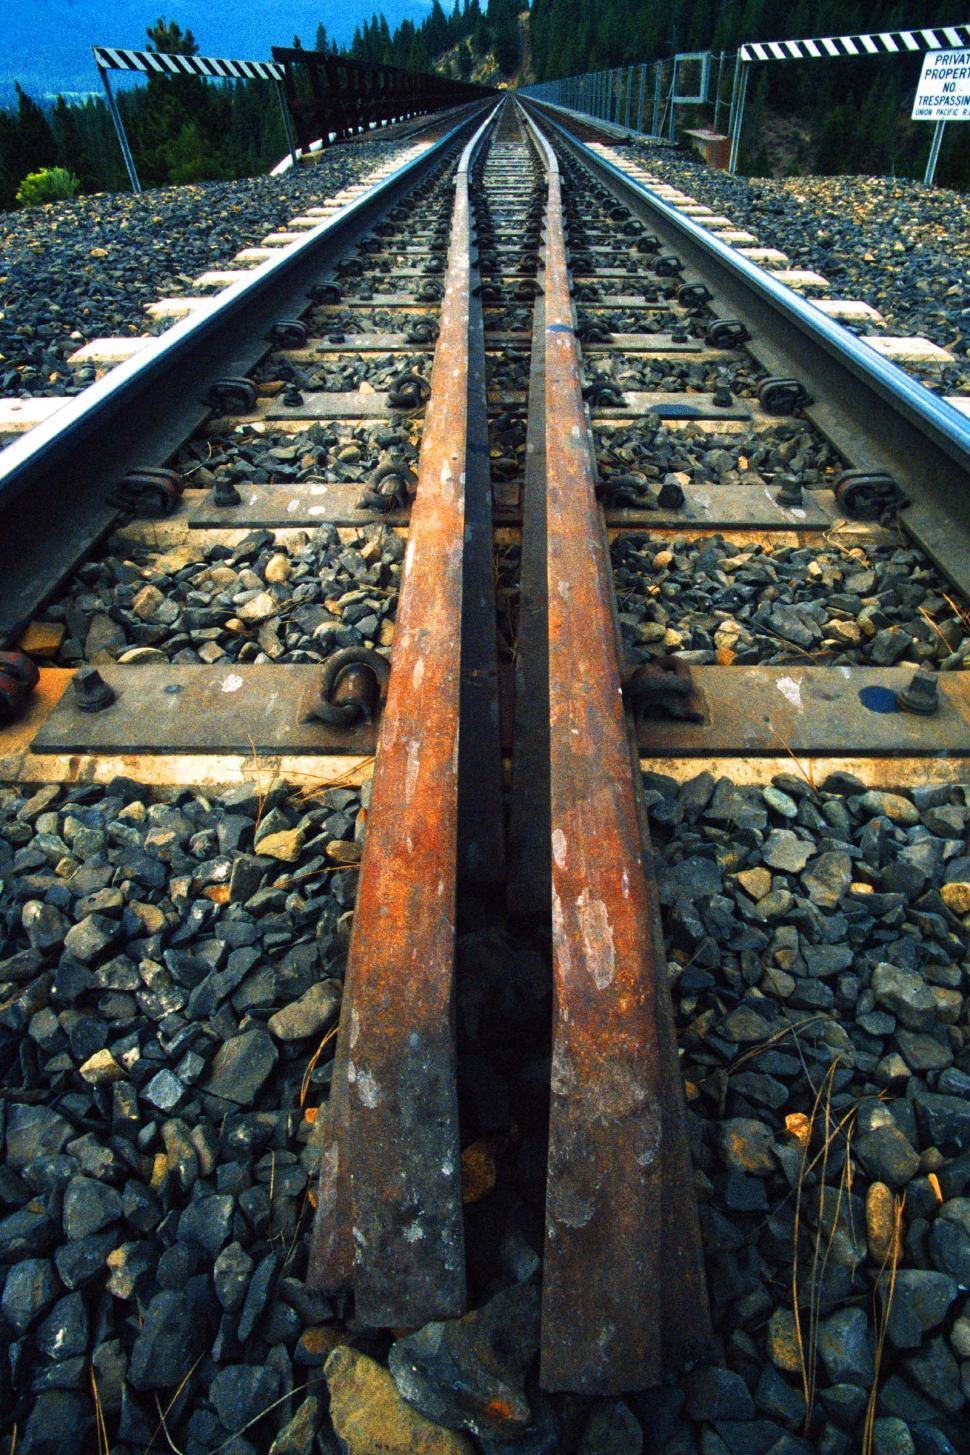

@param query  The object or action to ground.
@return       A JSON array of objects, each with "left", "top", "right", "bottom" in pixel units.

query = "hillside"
[{"left": 0, "top": 0, "right": 435, "bottom": 103}]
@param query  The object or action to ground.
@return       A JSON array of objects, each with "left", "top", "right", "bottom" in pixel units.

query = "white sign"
[{"left": 912, "top": 47, "right": 970, "bottom": 121}]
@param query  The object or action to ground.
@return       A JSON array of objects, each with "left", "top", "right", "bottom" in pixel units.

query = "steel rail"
[
  {"left": 520, "top": 107, "right": 711, "bottom": 1393},
  {"left": 307, "top": 104, "right": 500, "bottom": 1325},
  {"left": 0, "top": 104, "right": 490, "bottom": 646},
  {"left": 522, "top": 98, "right": 970, "bottom": 593}
]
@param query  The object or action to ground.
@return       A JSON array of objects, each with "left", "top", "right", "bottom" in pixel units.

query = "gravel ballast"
[
  {"left": 629, "top": 145, "right": 970, "bottom": 394},
  {"left": 1, "top": 770, "right": 967, "bottom": 1452},
  {"left": 0, "top": 140, "right": 414, "bottom": 399}
]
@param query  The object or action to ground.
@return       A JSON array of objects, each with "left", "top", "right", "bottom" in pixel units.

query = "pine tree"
[{"left": 13, "top": 83, "right": 57, "bottom": 173}]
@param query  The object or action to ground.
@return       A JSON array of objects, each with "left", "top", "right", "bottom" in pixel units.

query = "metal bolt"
[
  {"left": 214, "top": 479, "right": 241, "bottom": 507},
  {"left": 776, "top": 475, "right": 804, "bottom": 507},
  {"left": 897, "top": 669, "right": 939, "bottom": 715},
  {"left": 73, "top": 667, "right": 115, "bottom": 713},
  {"left": 283, "top": 386, "right": 304, "bottom": 407},
  {"left": 712, "top": 383, "right": 733, "bottom": 408},
  {"left": 658, "top": 478, "right": 686, "bottom": 510}
]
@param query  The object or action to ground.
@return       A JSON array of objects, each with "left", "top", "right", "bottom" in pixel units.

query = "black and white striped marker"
[
  {"left": 740, "top": 25, "right": 970, "bottom": 64},
  {"left": 93, "top": 46, "right": 283, "bottom": 82}
]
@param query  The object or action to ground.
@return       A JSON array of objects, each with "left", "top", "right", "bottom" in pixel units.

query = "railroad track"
[{"left": 0, "top": 92, "right": 968, "bottom": 1433}]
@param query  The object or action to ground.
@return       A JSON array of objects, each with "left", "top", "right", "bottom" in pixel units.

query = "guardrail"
[
  {"left": 521, "top": 52, "right": 736, "bottom": 143},
  {"left": 273, "top": 47, "right": 495, "bottom": 153}
]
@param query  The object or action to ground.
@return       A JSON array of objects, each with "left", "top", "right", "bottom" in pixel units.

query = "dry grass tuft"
[
  {"left": 300, "top": 1025, "right": 339, "bottom": 1108},
  {"left": 791, "top": 1058, "right": 862, "bottom": 1434},
  {"left": 862, "top": 1192, "right": 905, "bottom": 1455},
  {"left": 91, "top": 1368, "right": 110, "bottom": 1455}
]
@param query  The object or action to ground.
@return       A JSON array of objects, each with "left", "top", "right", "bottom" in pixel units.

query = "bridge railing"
[{"left": 520, "top": 54, "right": 734, "bottom": 144}]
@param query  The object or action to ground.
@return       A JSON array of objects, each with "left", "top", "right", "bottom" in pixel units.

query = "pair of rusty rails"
[{"left": 307, "top": 99, "right": 710, "bottom": 1394}]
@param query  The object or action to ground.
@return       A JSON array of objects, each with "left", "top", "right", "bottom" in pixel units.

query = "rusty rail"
[
  {"left": 307, "top": 105, "right": 500, "bottom": 1323},
  {"left": 521, "top": 110, "right": 711, "bottom": 1393}
]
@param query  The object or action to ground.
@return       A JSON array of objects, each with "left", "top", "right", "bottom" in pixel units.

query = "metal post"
[
  {"left": 728, "top": 60, "right": 750, "bottom": 174},
  {"left": 275, "top": 78, "right": 299, "bottom": 167},
  {"left": 652, "top": 62, "right": 662, "bottom": 135},
  {"left": 712, "top": 50, "right": 725, "bottom": 132},
  {"left": 614, "top": 68, "right": 622, "bottom": 125},
  {"left": 98, "top": 63, "right": 141, "bottom": 193},
  {"left": 636, "top": 62, "right": 646, "bottom": 133},
  {"left": 624, "top": 66, "right": 633, "bottom": 129},
  {"left": 726, "top": 51, "right": 742, "bottom": 138},
  {"left": 924, "top": 119, "right": 946, "bottom": 185},
  {"left": 668, "top": 57, "right": 677, "bottom": 141}
]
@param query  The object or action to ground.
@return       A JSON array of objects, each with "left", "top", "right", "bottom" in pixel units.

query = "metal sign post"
[
  {"left": 912, "top": 46, "right": 970, "bottom": 184},
  {"left": 93, "top": 46, "right": 287, "bottom": 193},
  {"left": 728, "top": 60, "right": 749, "bottom": 173},
  {"left": 97, "top": 63, "right": 141, "bottom": 193},
  {"left": 924, "top": 119, "right": 947, "bottom": 183},
  {"left": 275, "top": 78, "right": 299, "bottom": 168},
  {"left": 730, "top": 24, "right": 970, "bottom": 177}
]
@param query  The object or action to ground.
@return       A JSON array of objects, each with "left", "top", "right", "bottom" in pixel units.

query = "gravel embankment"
[
  {"left": 43, "top": 522, "right": 402, "bottom": 667},
  {"left": 0, "top": 142, "right": 409, "bottom": 399},
  {"left": 631, "top": 145, "right": 970, "bottom": 394},
  {"left": 1, "top": 772, "right": 967, "bottom": 1452}
]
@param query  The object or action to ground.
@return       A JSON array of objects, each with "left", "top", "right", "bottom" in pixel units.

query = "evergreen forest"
[{"left": 1, "top": 1, "right": 968, "bottom": 207}]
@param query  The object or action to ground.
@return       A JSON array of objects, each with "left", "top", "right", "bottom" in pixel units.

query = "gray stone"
[
  {"left": 683, "top": 1365, "right": 755, "bottom": 1421},
  {"left": 754, "top": 1365, "right": 805, "bottom": 1427},
  {"left": 904, "top": 1335, "right": 964, "bottom": 1415},
  {"left": 577, "top": 1400, "right": 643, "bottom": 1454},
  {"left": 856, "top": 1124, "right": 920, "bottom": 1188},
  {"left": 721, "top": 1005, "right": 774, "bottom": 1042},
  {"left": 802, "top": 852, "right": 852, "bottom": 909},
  {"left": 268, "top": 1397, "right": 320, "bottom": 1455},
  {"left": 128, "top": 1290, "right": 205, "bottom": 1390},
  {"left": 214, "top": 1241, "right": 253, "bottom": 1312},
  {"left": 817, "top": 1306, "right": 874, "bottom": 1385},
  {"left": 665, "top": 855, "right": 722, "bottom": 900},
  {"left": 18, "top": 1390, "right": 95, "bottom": 1455},
  {"left": 21, "top": 900, "right": 68, "bottom": 953},
  {"left": 389, "top": 1282, "right": 539, "bottom": 1438},
  {"left": 929, "top": 1199, "right": 970, "bottom": 1284},
  {"left": 883, "top": 1270, "right": 958, "bottom": 1350},
  {"left": 35, "top": 1291, "right": 88, "bottom": 1361},
  {"left": 762, "top": 831, "right": 814, "bottom": 874},
  {"left": 143, "top": 1068, "right": 186, "bottom": 1113},
  {"left": 913, "top": 1092, "right": 970, "bottom": 1151},
  {"left": 238, "top": 1251, "right": 279, "bottom": 1341},
  {"left": 718, "top": 1119, "right": 775, "bottom": 1175},
  {"left": 62, "top": 1177, "right": 122, "bottom": 1239},
  {"left": 871, "top": 964, "right": 936, "bottom": 1031},
  {"left": 0, "top": 1257, "right": 60, "bottom": 1333},
  {"left": 179, "top": 1194, "right": 235, "bottom": 1259},
  {"left": 763, "top": 786, "right": 799, "bottom": 819},
  {"left": 63, "top": 913, "right": 121, "bottom": 964},
  {"left": 204, "top": 1027, "right": 278, "bottom": 1109},
  {"left": 268, "top": 978, "right": 341, "bottom": 1041},
  {"left": 5, "top": 1104, "right": 73, "bottom": 1170},
  {"left": 209, "top": 1364, "right": 282, "bottom": 1433},
  {"left": 858, "top": 792, "right": 920, "bottom": 827},
  {"left": 872, "top": 1418, "right": 916, "bottom": 1455}
]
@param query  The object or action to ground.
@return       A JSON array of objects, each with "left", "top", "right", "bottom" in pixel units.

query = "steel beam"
[
  {"left": 307, "top": 106, "right": 499, "bottom": 1326},
  {"left": 521, "top": 109, "right": 711, "bottom": 1395}
]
